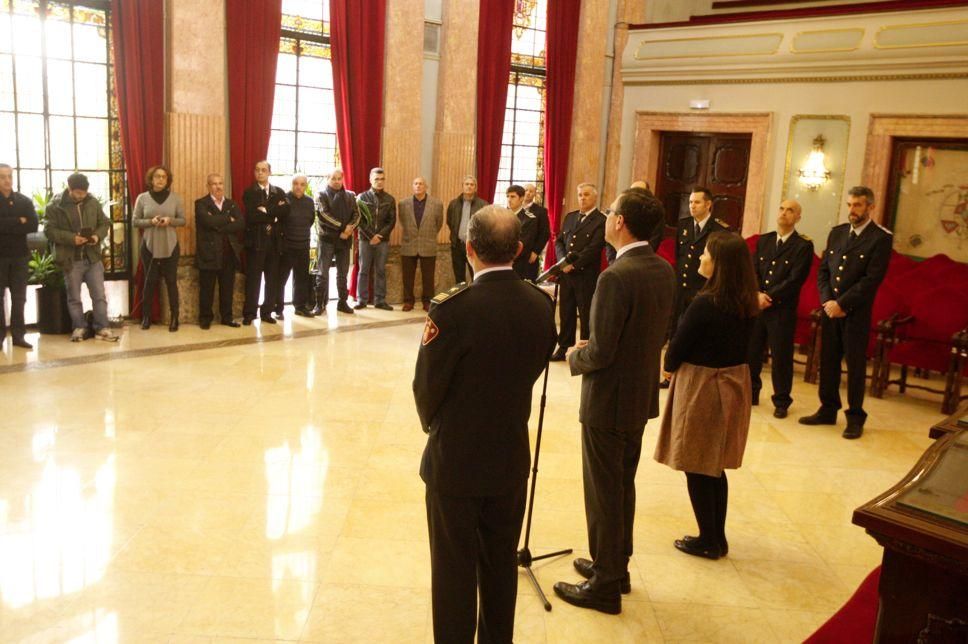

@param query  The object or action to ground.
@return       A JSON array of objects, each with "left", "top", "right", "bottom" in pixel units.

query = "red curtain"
[
  {"left": 476, "top": 0, "right": 516, "bottom": 203},
  {"left": 542, "top": 0, "right": 582, "bottom": 268},
  {"left": 330, "top": 0, "right": 386, "bottom": 296},
  {"left": 111, "top": 0, "right": 164, "bottom": 319},
  {"left": 226, "top": 0, "right": 282, "bottom": 203}
]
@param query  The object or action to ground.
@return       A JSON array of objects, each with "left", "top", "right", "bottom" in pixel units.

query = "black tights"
[{"left": 685, "top": 472, "right": 729, "bottom": 548}]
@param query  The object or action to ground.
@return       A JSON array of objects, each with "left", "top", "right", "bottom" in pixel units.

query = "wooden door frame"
[{"left": 632, "top": 111, "right": 772, "bottom": 237}]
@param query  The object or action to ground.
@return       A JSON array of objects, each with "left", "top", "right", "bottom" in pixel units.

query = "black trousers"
[
  {"left": 243, "top": 244, "right": 280, "bottom": 319},
  {"left": 402, "top": 255, "right": 436, "bottom": 305},
  {"left": 557, "top": 270, "right": 597, "bottom": 349},
  {"left": 685, "top": 472, "right": 728, "bottom": 547},
  {"left": 140, "top": 243, "right": 180, "bottom": 320},
  {"left": 199, "top": 253, "right": 237, "bottom": 325},
  {"left": 277, "top": 246, "right": 311, "bottom": 310},
  {"left": 747, "top": 304, "right": 797, "bottom": 409},
  {"left": 0, "top": 255, "right": 28, "bottom": 339},
  {"left": 315, "top": 240, "right": 350, "bottom": 304},
  {"left": 819, "top": 309, "right": 872, "bottom": 423},
  {"left": 581, "top": 423, "right": 645, "bottom": 595},
  {"left": 450, "top": 242, "right": 473, "bottom": 284},
  {"left": 512, "top": 257, "right": 539, "bottom": 282},
  {"left": 426, "top": 483, "right": 526, "bottom": 644}
]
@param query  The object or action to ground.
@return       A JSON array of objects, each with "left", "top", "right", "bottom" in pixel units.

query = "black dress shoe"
[
  {"left": 222, "top": 320, "right": 241, "bottom": 328},
  {"left": 549, "top": 348, "right": 567, "bottom": 362},
  {"left": 773, "top": 407, "right": 788, "bottom": 419},
  {"left": 336, "top": 301, "right": 354, "bottom": 314},
  {"left": 374, "top": 302, "right": 393, "bottom": 311},
  {"left": 274, "top": 311, "right": 285, "bottom": 320},
  {"left": 260, "top": 316, "right": 277, "bottom": 324},
  {"left": 354, "top": 302, "right": 368, "bottom": 310},
  {"left": 798, "top": 410, "right": 837, "bottom": 425},
  {"left": 553, "top": 581, "right": 621, "bottom": 615},
  {"left": 200, "top": 321, "right": 211, "bottom": 330},
  {"left": 842, "top": 422, "right": 864, "bottom": 440},
  {"left": 242, "top": 317, "right": 254, "bottom": 326},
  {"left": 572, "top": 558, "right": 631, "bottom": 594},
  {"left": 674, "top": 537, "right": 722, "bottom": 560},
  {"left": 679, "top": 535, "right": 728, "bottom": 556},
  {"left": 169, "top": 318, "right": 179, "bottom": 332},
  {"left": 294, "top": 308, "right": 315, "bottom": 318},
  {"left": 12, "top": 337, "right": 33, "bottom": 349},
  {"left": 659, "top": 378, "right": 671, "bottom": 389},
  {"left": 140, "top": 318, "right": 151, "bottom": 330}
]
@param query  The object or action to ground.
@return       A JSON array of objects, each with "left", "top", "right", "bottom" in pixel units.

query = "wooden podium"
[{"left": 853, "top": 429, "right": 968, "bottom": 643}]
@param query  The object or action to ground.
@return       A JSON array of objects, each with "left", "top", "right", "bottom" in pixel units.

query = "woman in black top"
[{"left": 654, "top": 232, "right": 760, "bottom": 559}]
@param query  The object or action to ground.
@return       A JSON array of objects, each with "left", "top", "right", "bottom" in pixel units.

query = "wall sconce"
[{"left": 798, "top": 135, "right": 832, "bottom": 191}]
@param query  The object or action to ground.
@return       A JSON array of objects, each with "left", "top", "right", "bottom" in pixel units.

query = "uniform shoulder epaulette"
[
  {"left": 798, "top": 233, "right": 812, "bottom": 242},
  {"left": 524, "top": 210, "right": 536, "bottom": 218},
  {"left": 876, "top": 223, "right": 893, "bottom": 235},
  {"left": 431, "top": 282, "right": 471, "bottom": 306},
  {"left": 715, "top": 218, "right": 730, "bottom": 229},
  {"left": 525, "top": 279, "right": 553, "bottom": 300}
]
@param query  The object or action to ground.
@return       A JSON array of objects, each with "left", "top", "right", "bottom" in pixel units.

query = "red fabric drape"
[
  {"left": 330, "top": 0, "right": 386, "bottom": 297},
  {"left": 226, "top": 0, "right": 282, "bottom": 204},
  {"left": 476, "top": 0, "right": 515, "bottom": 203},
  {"left": 112, "top": 0, "right": 164, "bottom": 319},
  {"left": 542, "top": 0, "right": 582, "bottom": 268}
]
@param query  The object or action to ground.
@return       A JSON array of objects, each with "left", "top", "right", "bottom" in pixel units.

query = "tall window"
[
  {"left": 268, "top": 0, "right": 339, "bottom": 194},
  {"left": 0, "top": 0, "right": 127, "bottom": 276},
  {"left": 495, "top": 0, "right": 547, "bottom": 204}
]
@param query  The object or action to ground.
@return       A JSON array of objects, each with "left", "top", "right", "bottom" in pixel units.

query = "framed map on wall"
[{"left": 887, "top": 139, "right": 968, "bottom": 261}]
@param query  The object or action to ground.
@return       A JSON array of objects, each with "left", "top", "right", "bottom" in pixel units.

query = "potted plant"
[
  {"left": 28, "top": 250, "right": 72, "bottom": 334},
  {"left": 27, "top": 188, "right": 53, "bottom": 252}
]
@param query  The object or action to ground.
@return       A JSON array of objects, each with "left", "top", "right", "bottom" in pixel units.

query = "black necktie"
[
  {"left": 694, "top": 222, "right": 701, "bottom": 240},
  {"left": 849, "top": 230, "right": 858, "bottom": 243},
  {"left": 777, "top": 238, "right": 784, "bottom": 249}
]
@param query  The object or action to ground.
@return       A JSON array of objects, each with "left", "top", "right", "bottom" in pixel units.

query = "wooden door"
[{"left": 654, "top": 132, "right": 752, "bottom": 232}]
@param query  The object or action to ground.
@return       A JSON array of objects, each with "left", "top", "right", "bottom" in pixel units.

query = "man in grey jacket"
[
  {"left": 44, "top": 173, "right": 117, "bottom": 342},
  {"left": 553, "top": 189, "right": 674, "bottom": 615},
  {"left": 356, "top": 167, "right": 396, "bottom": 310},
  {"left": 398, "top": 177, "right": 443, "bottom": 311}
]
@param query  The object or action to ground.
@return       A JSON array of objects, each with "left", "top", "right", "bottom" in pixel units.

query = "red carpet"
[{"left": 805, "top": 566, "right": 881, "bottom": 643}]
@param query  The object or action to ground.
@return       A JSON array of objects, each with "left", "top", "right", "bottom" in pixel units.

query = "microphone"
[{"left": 535, "top": 251, "right": 579, "bottom": 284}]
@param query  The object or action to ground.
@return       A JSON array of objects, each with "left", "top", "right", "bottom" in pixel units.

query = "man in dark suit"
[
  {"left": 553, "top": 189, "right": 675, "bottom": 615},
  {"left": 800, "top": 186, "right": 892, "bottom": 439},
  {"left": 523, "top": 183, "right": 551, "bottom": 273},
  {"left": 506, "top": 184, "right": 542, "bottom": 280},
  {"left": 605, "top": 181, "right": 663, "bottom": 264},
  {"left": 550, "top": 183, "right": 606, "bottom": 361},
  {"left": 195, "top": 173, "right": 244, "bottom": 329},
  {"left": 660, "top": 186, "right": 730, "bottom": 387},
  {"left": 748, "top": 199, "right": 814, "bottom": 418},
  {"left": 242, "top": 160, "right": 289, "bottom": 325},
  {"left": 445, "top": 175, "right": 488, "bottom": 284},
  {"left": 414, "top": 205, "right": 556, "bottom": 643}
]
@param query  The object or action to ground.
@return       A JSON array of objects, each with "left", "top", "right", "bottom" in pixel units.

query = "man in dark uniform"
[
  {"left": 748, "top": 199, "right": 814, "bottom": 418},
  {"left": 195, "top": 173, "right": 244, "bottom": 329},
  {"left": 660, "top": 186, "right": 730, "bottom": 386},
  {"left": 800, "top": 186, "right": 892, "bottom": 439},
  {"left": 551, "top": 182, "right": 606, "bottom": 361},
  {"left": 523, "top": 183, "right": 551, "bottom": 276},
  {"left": 0, "top": 163, "right": 39, "bottom": 349},
  {"left": 553, "top": 189, "right": 675, "bottom": 615},
  {"left": 506, "top": 184, "right": 541, "bottom": 280},
  {"left": 414, "top": 205, "right": 556, "bottom": 643},
  {"left": 242, "top": 160, "right": 289, "bottom": 325}
]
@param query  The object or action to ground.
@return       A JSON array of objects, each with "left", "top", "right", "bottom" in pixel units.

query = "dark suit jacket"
[
  {"left": 569, "top": 244, "right": 676, "bottom": 430},
  {"left": 675, "top": 215, "right": 731, "bottom": 294},
  {"left": 242, "top": 183, "right": 289, "bottom": 251},
  {"left": 445, "top": 195, "right": 488, "bottom": 246},
  {"left": 818, "top": 221, "right": 893, "bottom": 314},
  {"left": 526, "top": 202, "right": 551, "bottom": 257},
  {"left": 512, "top": 207, "right": 542, "bottom": 275},
  {"left": 753, "top": 230, "right": 814, "bottom": 309},
  {"left": 555, "top": 209, "right": 606, "bottom": 274},
  {"left": 195, "top": 195, "right": 244, "bottom": 270},
  {"left": 414, "top": 269, "right": 557, "bottom": 496}
]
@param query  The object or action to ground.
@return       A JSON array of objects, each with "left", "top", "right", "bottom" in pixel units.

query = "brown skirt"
[{"left": 654, "top": 362, "right": 752, "bottom": 477}]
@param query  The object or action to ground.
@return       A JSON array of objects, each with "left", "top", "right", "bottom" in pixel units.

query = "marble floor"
[{"left": 0, "top": 306, "right": 946, "bottom": 643}]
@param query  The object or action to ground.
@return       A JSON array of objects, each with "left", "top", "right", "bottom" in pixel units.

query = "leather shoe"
[
  {"left": 336, "top": 301, "right": 355, "bottom": 314},
  {"left": 260, "top": 316, "right": 277, "bottom": 324},
  {"left": 242, "top": 317, "right": 254, "bottom": 326},
  {"left": 798, "top": 410, "right": 837, "bottom": 425},
  {"left": 169, "top": 318, "right": 179, "bottom": 332},
  {"left": 572, "top": 558, "right": 631, "bottom": 594},
  {"left": 552, "top": 581, "right": 621, "bottom": 615},
  {"left": 200, "top": 321, "right": 211, "bottom": 330},
  {"left": 12, "top": 337, "right": 33, "bottom": 349},
  {"left": 401, "top": 303, "right": 414, "bottom": 312},
  {"left": 659, "top": 377, "right": 670, "bottom": 389},
  {"left": 549, "top": 348, "right": 567, "bottom": 362},
  {"left": 140, "top": 318, "right": 151, "bottom": 330},
  {"left": 679, "top": 535, "right": 728, "bottom": 556},
  {"left": 294, "top": 308, "right": 315, "bottom": 317},
  {"left": 374, "top": 302, "right": 393, "bottom": 311},
  {"left": 674, "top": 537, "right": 722, "bottom": 560},
  {"left": 222, "top": 320, "right": 241, "bottom": 328},
  {"left": 842, "top": 421, "right": 864, "bottom": 439},
  {"left": 773, "top": 407, "right": 788, "bottom": 419},
  {"left": 354, "top": 302, "right": 368, "bottom": 310}
]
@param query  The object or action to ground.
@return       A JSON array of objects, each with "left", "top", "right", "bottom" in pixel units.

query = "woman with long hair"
[{"left": 654, "top": 231, "right": 760, "bottom": 559}]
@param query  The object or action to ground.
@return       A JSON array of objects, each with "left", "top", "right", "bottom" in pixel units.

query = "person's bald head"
[
  {"left": 630, "top": 180, "right": 651, "bottom": 192},
  {"left": 777, "top": 199, "right": 802, "bottom": 233},
  {"left": 467, "top": 205, "right": 523, "bottom": 268}
]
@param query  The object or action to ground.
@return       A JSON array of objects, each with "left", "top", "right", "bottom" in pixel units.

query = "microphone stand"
[{"left": 517, "top": 275, "right": 573, "bottom": 611}]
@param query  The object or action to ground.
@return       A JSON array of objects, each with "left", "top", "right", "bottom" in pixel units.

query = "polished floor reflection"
[{"left": 0, "top": 309, "right": 943, "bottom": 642}]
